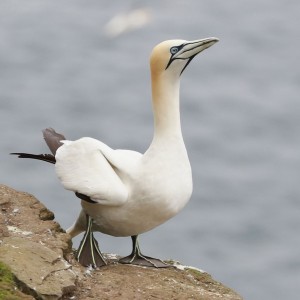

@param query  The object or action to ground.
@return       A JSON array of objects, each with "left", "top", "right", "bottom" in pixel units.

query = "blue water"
[{"left": 1, "top": 1, "right": 300, "bottom": 299}]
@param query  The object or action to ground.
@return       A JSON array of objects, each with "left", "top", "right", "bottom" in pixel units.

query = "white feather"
[
  {"left": 56, "top": 38, "right": 218, "bottom": 237},
  {"left": 55, "top": 137, "right": 128, "bottom": 205}
]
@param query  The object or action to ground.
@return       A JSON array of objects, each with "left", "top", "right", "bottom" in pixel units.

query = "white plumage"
[
  {"left": 12, "top": 37, "right": 218, "bottom": 267},
  {"left": 55, "top": 38, "right": 218, "bottom": 240}
]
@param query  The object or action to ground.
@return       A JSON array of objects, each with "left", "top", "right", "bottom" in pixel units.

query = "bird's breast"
[{"left": 83, "top": 141, "right": 193, "bottom": 237}]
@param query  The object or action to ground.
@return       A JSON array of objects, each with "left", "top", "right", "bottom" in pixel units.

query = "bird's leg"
[
  {"left": 119, "top": 235, "right": 171, "bottom": 268},
  {"left": 75, "top": 214, "right": 107, "bottom": 268}
]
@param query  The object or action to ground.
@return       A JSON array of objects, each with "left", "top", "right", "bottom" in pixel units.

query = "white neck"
[{"left": 151, "top": 72, "right": 182, "bottom": 142}]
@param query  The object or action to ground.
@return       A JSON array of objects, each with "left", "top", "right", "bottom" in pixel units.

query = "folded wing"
[{"left": 55, "top": 137, "right": 128, "bottom": 206}]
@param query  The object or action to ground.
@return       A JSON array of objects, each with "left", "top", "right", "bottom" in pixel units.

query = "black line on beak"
[{"left": 180, "top": 54, "right": 196, "bottom": 75}]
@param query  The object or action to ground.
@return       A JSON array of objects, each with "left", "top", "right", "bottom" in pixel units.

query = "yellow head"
[{"left": 150, "top": 37, "right": 219, "bottom": 78}]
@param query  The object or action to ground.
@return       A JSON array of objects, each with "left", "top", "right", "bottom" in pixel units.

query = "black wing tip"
[
  {"left": 75, "top": 192, "right": 97, "bottom": 204},
  {"left": 42, "top": 127, "right": 65, "bottom": 138},
  {"left": 42, "top": 127, "right": 55, "bottom": 135},
  {"left": 42, "top": 127, "right": 66, "bottom": 155},
  {"left": 10, "top": 152, "right": 26, "bottom": 157},
  {"left": 10, "top": 153, "right": 56, "bottom": 164}
]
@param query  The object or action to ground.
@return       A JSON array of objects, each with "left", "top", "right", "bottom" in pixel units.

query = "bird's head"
[{"left": 150, "top": 37, "right": 219, "bottom": 78}]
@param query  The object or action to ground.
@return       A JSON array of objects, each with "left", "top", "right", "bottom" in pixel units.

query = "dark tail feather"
[
  {"left": 10, "top": 153, "right": 56, "bottom": 164},
  {"left": 42, "top": 128, "right": 66, "bottom": 155}
]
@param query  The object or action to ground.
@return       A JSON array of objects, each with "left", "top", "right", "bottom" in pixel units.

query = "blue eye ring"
[{"left": 170, "top": 47, "right": 179, "bottom": 55}]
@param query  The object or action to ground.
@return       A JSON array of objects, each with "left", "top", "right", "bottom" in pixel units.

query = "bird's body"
[
  {"left": 58, "top": 133, "right": 192, "bottom": 237},
  {"left": 12, "top": 37, "right": 218, "bottom": 267}
]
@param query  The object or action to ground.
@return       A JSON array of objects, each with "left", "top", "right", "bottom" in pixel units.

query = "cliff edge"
[{"left": 0, "top": 184, "right": 243, "bottom": 300}]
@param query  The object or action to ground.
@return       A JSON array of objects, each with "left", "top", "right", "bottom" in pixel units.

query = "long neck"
[{"left": 151, "top": 72, "right": 182, "bottom": 141}]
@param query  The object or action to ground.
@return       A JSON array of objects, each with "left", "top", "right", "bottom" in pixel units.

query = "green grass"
[{"left": 0, "top": 262, "right": 29, "bottom": 300}]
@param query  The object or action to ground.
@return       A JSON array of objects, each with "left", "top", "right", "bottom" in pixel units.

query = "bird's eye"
[{"left": 170, "top": 47, "right": 179, "bottom": 55}]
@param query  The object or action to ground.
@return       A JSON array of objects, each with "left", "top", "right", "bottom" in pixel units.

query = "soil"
[{"left": 65, "top": 262, "right": 239, "bottom": 300}]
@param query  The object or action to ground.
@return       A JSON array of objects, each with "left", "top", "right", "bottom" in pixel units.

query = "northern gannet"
[
  {"left": 103, "top": 8, "right": 152, "bottom": 37},
  {"left": 12, "top": 37, "right": 218, "bottom": 268}
]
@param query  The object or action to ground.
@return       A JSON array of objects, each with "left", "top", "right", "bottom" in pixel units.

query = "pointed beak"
[
  {"left": 165, "top": 37, "right": 219, "bottom": 74},
  {"left": 178, "top": 37, "right": 219, "bottom": 60}
]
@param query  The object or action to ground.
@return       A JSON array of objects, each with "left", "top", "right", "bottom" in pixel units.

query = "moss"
[
  {"left": 0, "top": 262, "right": 14, "bottom": 298},
  {"left": 186, "top": 267, "right": 207, "bottom": 278},
  {"left": 0, "top": 262, "right": 30, "bottom": 300},
  {"left": 162, "top": 259, "right": 178, "bottom": 265}
]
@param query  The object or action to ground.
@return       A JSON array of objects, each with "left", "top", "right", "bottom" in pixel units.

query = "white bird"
[
  {"left": 103, "top": 8, "right": 152, "bottom": 38},
  {"left": 12, "top": 37, "right": 218, "bottom": 268}
]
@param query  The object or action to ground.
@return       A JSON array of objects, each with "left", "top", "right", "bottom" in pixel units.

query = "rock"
[
  {"left": 0, "top": 185, "right": 76, "bottom": 300},
  {"left": 0, "top": 237, "right": 76, "bottom": 300},
  {"left": 39, "top": 208, "right": 55, "bottom": 221},
  {"left": 0, "top": 184, "right": 243, "bottom": 300},
  {"left": 0, "top": 185, "right": 71, "bottom": 258},
  {"left": 72, "top": 263, "right": 243, "bottom": 300},
  {"left": 0, "top": 261, "right": 34, "bottom": 299}
]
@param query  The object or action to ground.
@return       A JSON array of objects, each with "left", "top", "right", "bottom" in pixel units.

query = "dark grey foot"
[
  {"left": 119, "top": 235, "right": 172, "bottom": 268},
  {"left": 76, "top": 214, "right": 107, "bottom": 268},
  {"left": 119, "top": 253, "right": 169, "bottom": 268}
]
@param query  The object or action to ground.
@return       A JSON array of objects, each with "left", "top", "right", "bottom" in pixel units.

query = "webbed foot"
[
  {"left": 76, "top": 214, "right": 107, "bottom": 268},
  {"left": 119, "top": 235, "right": 172, "bottom": 268}
]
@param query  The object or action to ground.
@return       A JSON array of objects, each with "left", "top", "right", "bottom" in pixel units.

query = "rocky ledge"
[{"left": 0, "top": 184, "right": 243, "bottom": 300}]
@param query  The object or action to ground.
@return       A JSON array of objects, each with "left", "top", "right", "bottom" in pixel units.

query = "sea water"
[{"left": 1, "top": 1, "right": 300, "bottom": 299}]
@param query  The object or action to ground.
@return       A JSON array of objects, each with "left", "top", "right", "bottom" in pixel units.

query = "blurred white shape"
[{"left": 103, "top": 8, "right": 152, "bottom": 37}]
